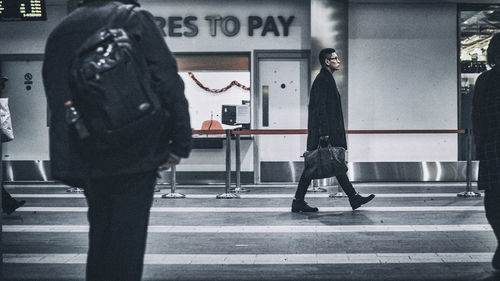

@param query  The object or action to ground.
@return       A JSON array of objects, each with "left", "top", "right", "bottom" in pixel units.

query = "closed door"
[{"left": 255, "top": 56, "right": 309, "bottom": 182}]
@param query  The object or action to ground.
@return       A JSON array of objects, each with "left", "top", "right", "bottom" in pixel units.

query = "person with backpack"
[{"left": 42, "top": 0, "right": 191, "bottom": 280}]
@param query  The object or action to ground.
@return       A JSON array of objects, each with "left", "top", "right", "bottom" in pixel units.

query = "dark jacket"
[
  {"left": 42, "top": 0, "right": 191, "bottom": 186},
  {"left": 306, "top": 68, "right": 347, "bottom": 151},
  {"left": 472, "top": 68, "right": 500, "bottom": 190}
]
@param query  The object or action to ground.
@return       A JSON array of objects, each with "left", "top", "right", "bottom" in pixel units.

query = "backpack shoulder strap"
[{"left": 106, "top": 3, "right": 137, "bottom": 29}]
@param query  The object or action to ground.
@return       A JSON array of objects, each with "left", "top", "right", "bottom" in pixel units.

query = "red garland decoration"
[{"left": 188, "top": 72, "right": 250, "bottom": 93}]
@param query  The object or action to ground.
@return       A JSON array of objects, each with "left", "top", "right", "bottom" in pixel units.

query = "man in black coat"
[
  {"left": 292, "top": 48, "right": 374, "bottom": 212},
  {"left": 42, "top": 0, "right": 191, "bottom": 280},
  {"left": 472, "top": 33, "right": 500, "bottom": 270}
]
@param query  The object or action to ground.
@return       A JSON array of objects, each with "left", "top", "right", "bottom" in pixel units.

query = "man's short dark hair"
[
  {"left": 319, "top": 48, "right": 336, "bottom": 67},
  {"left": 487, "top": 33, "right": 500, "bottom": 67}
]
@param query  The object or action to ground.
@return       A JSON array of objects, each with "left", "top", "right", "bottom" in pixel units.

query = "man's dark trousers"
[
  {"left": 295, "top": 172, "right": 356, "bottom": 201},
  {"left": 2, "top": 185, "right": 14, "bottom": 210},
  {"left": 84, "top": 170, "right": 157, "bottom": 281},
  {"left": 485, "top": 188, "right": 500, "bottom": 252}
]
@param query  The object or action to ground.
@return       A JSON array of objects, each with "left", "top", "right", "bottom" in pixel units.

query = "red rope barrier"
[
  {"left": 232, "top": 129, "right": 466, "bottom": 135},
  {"left": 192, "top": 129, "right": 227, "bottom": 135},
  {"left": 346, "top": 129, "right": 466, "bottom": 134},
  {"left": 192, "top": 129, "right": 466, "bottom": 135},
  {"left": 233, "top": 129, "right": 308, "bottom": 135}
]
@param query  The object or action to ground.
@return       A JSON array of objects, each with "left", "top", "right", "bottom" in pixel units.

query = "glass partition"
[{"left": 458, "top": 4, "right": 500, "bottom": 160}]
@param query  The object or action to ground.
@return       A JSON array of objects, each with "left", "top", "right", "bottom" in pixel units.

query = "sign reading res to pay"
[{"left": 154, "top": 15, "right": 296, "bottom": 37}]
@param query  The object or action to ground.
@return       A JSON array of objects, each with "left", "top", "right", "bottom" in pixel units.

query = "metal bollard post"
[
  {"left": 329, "top": 178, "right": 346, "bottom": 198},
  {"left": 308, "top": 179, "right": 328, "bottom": 192},
  {"left": 66, "top": 186, "right": 84, "bottom": 193},
  {"left": 162, "top": 165, "right": 185, "bottom": 198},
  {"left": 232, "top": 133, "right": 248, "bottom": 193},
  {"left": 217, "top": 129, "right": 239, "bottom": 199},
  {"left": 457, "top": 128, "right": 481, "bottom": 198}
]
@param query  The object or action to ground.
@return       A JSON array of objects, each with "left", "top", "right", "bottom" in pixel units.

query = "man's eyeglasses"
[{"left": 327, "top": 57, "right": 339, "bottom": 61}]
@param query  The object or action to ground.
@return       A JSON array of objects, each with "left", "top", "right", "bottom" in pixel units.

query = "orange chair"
[
  {"left": 201, "top": 120, "right": 224, "bottom": 136},
  {"left": 201, "top": 119, "right": 223, "bottom": 130}
]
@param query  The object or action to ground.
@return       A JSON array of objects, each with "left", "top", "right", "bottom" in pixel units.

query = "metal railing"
[{"left": 161, "top": 128, "right": 480, "bottom": 199}]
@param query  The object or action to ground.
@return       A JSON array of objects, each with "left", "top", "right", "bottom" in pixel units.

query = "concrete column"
[{"left": 311, "top": 0, "right": 348, "bottom": 125}]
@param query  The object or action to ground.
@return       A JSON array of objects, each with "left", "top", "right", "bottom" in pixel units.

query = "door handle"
[{"left": 262, "top": 85, "right": 269, "bottom": 127}]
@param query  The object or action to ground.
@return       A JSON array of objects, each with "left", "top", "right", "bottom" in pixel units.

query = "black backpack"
[{"left": 68, "top": 5, "right": 169, "bottom": 152}]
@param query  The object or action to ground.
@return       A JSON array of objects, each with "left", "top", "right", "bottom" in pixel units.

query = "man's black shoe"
[
  {"left": 349, "top": 193, "right": 375, "bottom": 210},
  {"left": 493, "top": 247, "right": 500, "bottom": 270},
  {"left": 4, "top": 199, "right": 26, "bottom": 215},
  {"left": 291, "top": 199, "right": 318, "bottom": 212}
]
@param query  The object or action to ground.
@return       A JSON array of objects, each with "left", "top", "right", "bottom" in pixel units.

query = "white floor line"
[
  {"left": 14, "top": 206, "right": 485, "bottom": 212},
  {"left": 2, "top": 224, "right": 492, "bottom": 233},
  {"left": 9, "top": 193, "right": 484, "bottom": 199},
  {"left": 3, "top": 252, "right": 493, "bottom": 265}
]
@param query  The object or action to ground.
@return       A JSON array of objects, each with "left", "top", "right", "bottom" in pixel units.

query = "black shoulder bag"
[{"left": 303, "top": 144, "right": 348, "bottom": 179}]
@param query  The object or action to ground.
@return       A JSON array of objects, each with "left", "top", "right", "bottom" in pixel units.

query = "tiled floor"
[{"left": 2, "top": 183, "right": 499, "bottom": 280}]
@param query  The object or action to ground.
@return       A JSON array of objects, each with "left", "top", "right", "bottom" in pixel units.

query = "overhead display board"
[{"left": 0, "top": 0, "right": 46, "bottom": 21}]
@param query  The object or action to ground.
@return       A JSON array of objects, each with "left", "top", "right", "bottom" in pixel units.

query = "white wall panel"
[
  {"left": 1, "top": 61, "right": 49, "bottom": 160},
  {"left": 348, "top": 3, "right": 458, "bottom": 161}
]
